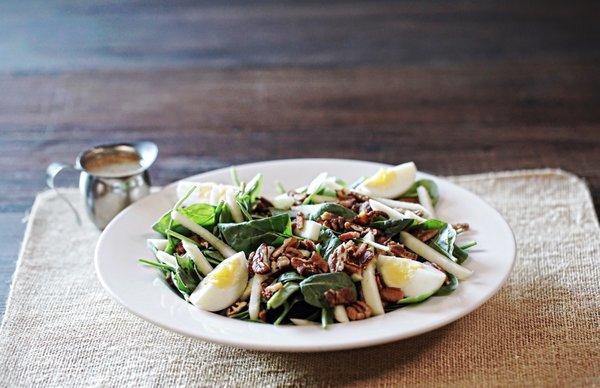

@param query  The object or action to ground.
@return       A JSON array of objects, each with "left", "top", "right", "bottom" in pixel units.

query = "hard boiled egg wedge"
[
  {"left": 189, "top": 252, "right": 248, "bottom": 312},
  {"left": 376, "top": 255, "right": 446, "bottom": 299},
  {"left": 176, "top": 181, "right": 238, "bottom": 207},
  {"left": 357, "top": 162, "right": 417, "bottom": 199}
]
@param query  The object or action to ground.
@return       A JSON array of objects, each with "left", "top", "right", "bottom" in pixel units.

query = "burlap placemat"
[{"left": 0, "top": 170, "right": 598, "bottom": 387}]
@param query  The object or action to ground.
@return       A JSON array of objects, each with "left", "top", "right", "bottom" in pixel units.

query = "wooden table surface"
[{"left": 1, "top": 1, "right": 599, "bottom": 316}]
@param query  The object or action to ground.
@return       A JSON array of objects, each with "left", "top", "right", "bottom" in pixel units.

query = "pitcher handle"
[{"left": 46, "top": 162, "right": 82, "bottom": 225}]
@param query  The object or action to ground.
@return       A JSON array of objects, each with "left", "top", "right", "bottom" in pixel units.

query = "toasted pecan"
[
  {"left": 290, "top": 251, "right": 328, "bottom": 276},
  {"left": 324, "top": 287, "right": 357, "bottom": 306},
  {"left": 380, "top": 287, "right": 404, "bottom": 303},
  {"left": 346, "top": 301, "right": 372, "bottom": 320},
  {"left": 412, "top": 228, "right": 439, "bottom": 243}
]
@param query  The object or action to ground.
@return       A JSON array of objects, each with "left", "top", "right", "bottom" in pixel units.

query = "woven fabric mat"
[{"left": 0, "top": 169, "right": 599, "bottom": 387}]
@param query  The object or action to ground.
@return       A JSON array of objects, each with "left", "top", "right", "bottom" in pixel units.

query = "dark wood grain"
[{"left": 0, "top": 1, "right": 599, "bottom": 316}]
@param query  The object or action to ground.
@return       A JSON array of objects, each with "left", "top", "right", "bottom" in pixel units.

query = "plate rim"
[{"left": 95, "top": 158, "right": 517, "bottom": 352}]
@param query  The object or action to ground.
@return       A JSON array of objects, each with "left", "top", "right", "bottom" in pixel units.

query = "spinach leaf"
[
  {"left": 274, "top": 297, "right": 300, "bottom": 325},
  {"left": 321, "top": 308, "right": 333, "bottom": 329},
  {"left": 218, "top": 213, "right": 292, "bottom": 254},
  {"left": 152, "top": 203, "right": 216, "bottom": 237},
  {"left": 370, "top": 218, "right": 414, "bottom": 237},
  {"left": 452, "top": 244, "right": 469, "bottom": 264},
  {"left": 410, "top": 219, "right": 446, "bottom": 231},
  {"left": 202, "top": 249, "right": 226, "bottom": 265},
  {"left": 236, "top": 173, "right": 264, "bottom": 216},
  {"left": 433, "top": 223, "right": 457, "bottom": 258},
  {"left": 318, "top": 228, "right": 342, "bottom": 261},
  {"left": 397, "top": 291, "right": 435, "bottom": 304},
  {"left": 172, "top": 255, "right": 202, "bottom": 295},
  {"left": 399, "top": 179, "right": 439, "bottom": 205},
  {"left": 278, "top": 271, "right": 305, "bottom": 284},
  {"left": 138, "top": 258, "right": 174, "bottom": 276},
  {"left": 300, "top": 272, "right": 356, "bottom": 308},
  {"left": 214, "top": 201, "right": 234, "bottom": 225},
  {"left": 434, "top": 274, "right": 459, "bottom": 296},
  {"left": 293, "top": 203, "right": 356, "bottom": 221},
  {"left": 267, "top": 282, "right": 300, "bottom": 310},
  {"left": 243, "top": 173, "right": 264, "bottom": 203},
  {"left": 410, "top": 219, "right": 457, "bottom": 260}
]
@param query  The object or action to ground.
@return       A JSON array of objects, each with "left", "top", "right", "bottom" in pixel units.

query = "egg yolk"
[
  {"left": 207, "top": 261, "right": 239, "bottom": 288},
  {"left": 381, "top": 259, "right": 420, "bottom": 283},
  {"left": 364, "top": 168, "right": 396, "bottom": 188}
]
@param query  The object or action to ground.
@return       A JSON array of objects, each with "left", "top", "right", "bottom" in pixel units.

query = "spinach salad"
[{"left": 140, "top": 162, "right": 476, "bottom": 328}]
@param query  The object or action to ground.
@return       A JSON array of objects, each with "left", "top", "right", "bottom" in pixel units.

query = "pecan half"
[
  {"left": 292, "top": 212, "right": 305, "bottom": 232},
  {"left": 262, "top": 282, "right": 283, "bottom": 300},
  {"left": 298, "top": 239, "right": 316, "bottom": 251},
  {"left": 398, "top": 197, "right": 419, "bottom": 203},
  {"left": 412, "top": 228, "right": 438, "bottom": 243},
  {"left": 290, "top": 251, "right": 328, "bottom": 276},
  {"left": 324, "top": 287, "right": 357, "bottom": 306},
  {"left": 175, "top": 241, "right": 186, "bottom": 255},
  {"left": 380, "top": 287, "right": 404, "bottom": 303},
  {"left": 319, "top": 212, "right": 347, "bottom": 231},
  {"left": 329, "top": 241, "right": 374, "bottom": 274},
  {"left": 272, "top": 237, "right": 299, "bottom": 258},
  {"left": 346, "top": 301, "right": 372, "bottom": 321},
  {"left": 258, "top": 310, "right": 268, "bottom": 322},
  {"left": 452, "top": 223, "right": 470, "bottom": 233},
  {"left": 344, "top": 221, "right": 366, "bottom": 233},
  {"left": 354, "top": 210, "right": 389, "bottom": 226},
  {"left": 190, "top": 235, "right": 210, "bottom": 249},
  {"left": 226, "top": 301, "right": 248, "bottom": 316},
  {"left": 248, "top": 243, "right": 273, "bottom": 275},
  {"left": 271, "top": 255, "right": 291, "bottom": 273},
  {"left": 387, "top": 241, "right": 418, "bottom": 260},
  {"left": 339, "top": 231, "right": 360, "bottom": 241},
  {"left": 253, "top": 197, "right": 274, "bottom": 217}
]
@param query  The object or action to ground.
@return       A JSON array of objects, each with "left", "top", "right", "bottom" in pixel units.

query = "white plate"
[{"left": 95, "top": 158, "right": 516, "bottom": 352}]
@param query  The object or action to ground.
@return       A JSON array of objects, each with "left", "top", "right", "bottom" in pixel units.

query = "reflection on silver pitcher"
[{"left": 46, "top": 141, "right": 158, "bottom": 229}]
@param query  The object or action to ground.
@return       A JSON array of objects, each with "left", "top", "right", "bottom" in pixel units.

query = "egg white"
[
  {"left": 358, "top": 162, "right": 417, "bottom": 199},
  {"left": 189, "top": 252, "right": 248, "bottom": 312},
  {"left": 377, "top": 255, "right": 446, "bottom": 298}
]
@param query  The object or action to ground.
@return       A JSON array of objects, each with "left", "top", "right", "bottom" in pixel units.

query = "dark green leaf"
[
  {"left": 433, "top": 224, "right": 457, "bottom": 258},
  {"left": 243, "top": 173, "right": 263, "bottom": 202},
  {"left": 278, "top": 271, "right": 305, "bottom": 284},
  {"left": 202, "top": 249, "right": 226, "bottom": 264},
  {"left": 218, "top": 213, "right": 292, "bottom": 254},
  {"left": 410, "top": 219, "right": 446, "bottom": 231},
  {"left": 397, "top": 291, "right": 435, "bottom": 304},
  {"left": 318, "top": 228, "right": 342, "bottom": 261},
  {"left": 453, "top": 244, "right": 469, "bottom": 264},
  {"left": 164, "top": 238, "right": 176, "bottom": 255},
  {"left": 300, "top": 272, "right": 356, "bottom": 308},
  {"left": 293, "top": 203, "right": 357, "bottom": 221},
  {"left": 321, "top": 308, "right": 333, "bottom": 329},
  {"left": 399, "top": 179, "right": 440, "bottom": 205},
  {"left": 267, "top": 282, "right": 300, "bottom": 310},
  {"left": 214, "top": 201, "right": 234, "bottom": 225},
  {"left": 434, "top": 274, "right": 459, "bottom": 296},
  {"left": 152, "top": 203, "right": 216, "bottom": 237},
  {"left": 172, "top": 255, "right": 201, "bottom": 295},
  {"left": 370, "top": 218, "right": 414, "bottom": 237},
  {"left": 138, "top": 258, "right": 173, "bottom": 275},
  {"left": 410, "top": 219, "right": 457, "bottom": 260},
  {"left": 274, "top": 298, "right": 299, "bottom": 325}
]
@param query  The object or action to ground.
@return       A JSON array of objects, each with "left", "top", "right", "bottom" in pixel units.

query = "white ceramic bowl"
[{"left": 95, "top": 159, "right": 516, "bottom": 352}]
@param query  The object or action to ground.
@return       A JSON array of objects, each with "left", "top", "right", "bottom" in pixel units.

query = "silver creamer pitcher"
[{"left": 46, "top": 141, "right": 158, "bottom": 229}]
